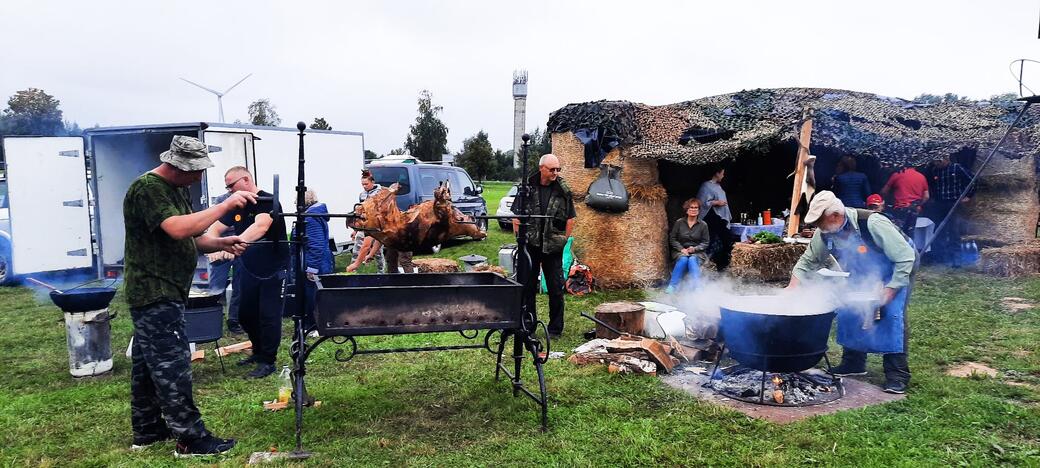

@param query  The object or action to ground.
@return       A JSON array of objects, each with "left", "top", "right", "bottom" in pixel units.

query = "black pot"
[
  {"left": 49, "top": 288, "right": 118, "bottom": 313},
  {"left": 719, "top": 296, "right": 835, "bottom": 373}
]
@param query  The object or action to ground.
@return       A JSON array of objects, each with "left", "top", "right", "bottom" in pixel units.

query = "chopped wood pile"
[{"left": 568, "top": 335, "right": 717, "bottom": 376}]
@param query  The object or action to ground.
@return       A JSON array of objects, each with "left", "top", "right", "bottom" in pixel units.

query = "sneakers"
[
  {"left": 174, "top": 434, "right": 236, "bottom": 458},
  {"left": 236, "top": 355, "right": 257, "bottom": 367},
  {"left": 131, "top": 429, "right": 171, "bottom": 450},
  {"left": 883, "top": 380, "right": 908, "bottom": 394},
  {"left": 246, "top": 363, "right": 276, "bottom": 379},
  {"left": 828, "top": 363, "right": 867, "bottom": 376}
]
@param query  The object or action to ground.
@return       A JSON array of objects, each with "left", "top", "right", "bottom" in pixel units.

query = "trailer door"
[
  {"left": 2, "top": 137, "right": 93, "bottom": 274},
  {"left": 202, "top": 130, "right": 254, "bottom": 205}
]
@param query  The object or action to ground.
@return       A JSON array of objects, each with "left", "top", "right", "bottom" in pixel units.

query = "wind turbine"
[{"left": 179, "top": 73, "right": 252, "bottom": 123}]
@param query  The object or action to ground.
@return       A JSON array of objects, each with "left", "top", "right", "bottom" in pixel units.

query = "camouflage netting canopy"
[{"left": 546, "top": 87, "right": 1040, "bottom": 167}]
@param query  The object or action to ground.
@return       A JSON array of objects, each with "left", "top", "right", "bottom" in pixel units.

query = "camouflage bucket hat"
[{"left": 159, "top": 135, "right": 214, "bottom": 171}]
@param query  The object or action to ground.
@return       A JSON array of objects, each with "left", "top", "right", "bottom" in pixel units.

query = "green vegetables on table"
[{"left": 750, "top": 231, "right": 782, "bottom": 244}]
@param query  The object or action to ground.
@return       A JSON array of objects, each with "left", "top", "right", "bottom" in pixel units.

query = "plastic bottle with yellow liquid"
[{"left": 277, "top": 366, "right": 292, "bottom": 403}]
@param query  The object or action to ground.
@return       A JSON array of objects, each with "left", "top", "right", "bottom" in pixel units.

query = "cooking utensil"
[{"left": 26, "top": 277, "right": 63, "bottom": 294}]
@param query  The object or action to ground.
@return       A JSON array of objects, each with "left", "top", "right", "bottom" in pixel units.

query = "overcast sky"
[{"left": 3, "top": 1, "right": 1039, "bottom": 154}]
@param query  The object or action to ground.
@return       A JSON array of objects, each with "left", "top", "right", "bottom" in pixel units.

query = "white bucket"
[{"left": 64, "top": 309, "right": 114, "bottom": 377}]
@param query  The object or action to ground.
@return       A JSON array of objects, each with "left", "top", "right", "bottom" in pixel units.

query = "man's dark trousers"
[
  {"left": 523, "top": 245, "right": 565, "bottom": 335},
  {"left": 130, "top": 301, "right": 209, "bottom": 441},
  {"left": 237, "top": 270, "right": 284, "bottom": 365}
]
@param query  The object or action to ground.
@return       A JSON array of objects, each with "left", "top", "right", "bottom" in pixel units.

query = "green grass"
[{"left": 2, "top": 201, "right": 1040, "bottom": 465}]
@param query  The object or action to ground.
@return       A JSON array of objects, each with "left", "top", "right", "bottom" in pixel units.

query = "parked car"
[
  {"left": 495, "top": 184, "right": 519, "bottom": 230},
  {"left": 366, "top": 162, "right": 488, "bottom": 252}
]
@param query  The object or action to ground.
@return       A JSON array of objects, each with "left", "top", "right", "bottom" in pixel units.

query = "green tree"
[
  {"left": 492, "top": 149, "right": 519, "bottom": 181},
  {"left": 456, "top": 130, "right": 495, "bottom": 182},
  {"left": 0, "top": 88, "right": 65, "bottom": 136},
  {"left": 311, "top": 117, "right": 332, "bottom": 130},
  {"left": 403, "top": 90, "right": 449, "bottom": 162},
  {"left": 248, "top": 98, "right": 281, "bottom": 126},
  {"left": 363, "top": 149, "right": 379, "bottom": 160},
  {"left": 388, "top": 148, "right": 407, "bottom": 155}
]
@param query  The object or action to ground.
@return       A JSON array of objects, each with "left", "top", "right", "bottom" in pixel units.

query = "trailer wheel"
[{"left": 0, "top": 248, "right": 11, "bottom": 286}]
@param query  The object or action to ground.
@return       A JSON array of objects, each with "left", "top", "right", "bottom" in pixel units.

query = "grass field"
[{"left": 1, "top": 182, "right": 1039, "bottom": 466}]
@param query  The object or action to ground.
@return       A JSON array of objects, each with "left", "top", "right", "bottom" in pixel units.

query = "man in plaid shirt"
[{"left": 929, "top": 155, "right": 975, "bottom": 265}]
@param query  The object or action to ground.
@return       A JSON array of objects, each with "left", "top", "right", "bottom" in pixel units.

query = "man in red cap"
[{"left": 866, "top": 193, "right": 884, "bottom": 213}]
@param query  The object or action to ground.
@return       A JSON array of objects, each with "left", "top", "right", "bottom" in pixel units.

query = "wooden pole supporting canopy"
[{"left": 786, "top": 108, "right": 815, "bottom": 237}]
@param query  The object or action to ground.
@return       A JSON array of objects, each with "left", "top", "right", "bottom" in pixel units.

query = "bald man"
[
  {"left": 204, "top": 166, "right": 288, "bottom": 379},
  {"left": 512, "top": 154, "right": 576, "bottom": 337}
]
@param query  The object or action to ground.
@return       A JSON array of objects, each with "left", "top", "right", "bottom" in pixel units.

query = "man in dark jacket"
[
  {"left": 204, "top": 166, "right": 289, "bottom": 379},
  {"left": 512, "top": 154, "right": 577, "bottom": 337}
]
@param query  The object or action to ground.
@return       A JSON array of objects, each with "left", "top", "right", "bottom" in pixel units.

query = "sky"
[{"left": 3, "top": 0, "right": 1039, "bottom": 155}]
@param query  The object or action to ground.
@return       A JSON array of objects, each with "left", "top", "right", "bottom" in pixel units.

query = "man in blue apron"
[{"left": 788, "top": 191, "right": 918, "bottom": 394}]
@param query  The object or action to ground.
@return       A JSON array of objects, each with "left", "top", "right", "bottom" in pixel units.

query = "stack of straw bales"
[
  {"left": 980, "top": 240, "right": 1040, "bottom": 277},
  {"left": 554, "top": 132, "right": 668, "bottom": 288}
]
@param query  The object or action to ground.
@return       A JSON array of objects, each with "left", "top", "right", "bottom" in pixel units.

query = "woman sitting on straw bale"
[{"left": 666, "top": 197, "right": 710, "bottom": 293}]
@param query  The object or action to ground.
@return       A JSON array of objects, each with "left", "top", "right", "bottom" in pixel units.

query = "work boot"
[
  {"left": 174, "top": 434, "right": 236, "bottom": 458},
  {"left": 246, "top": 363, "right": 275, "bottom": 379}
]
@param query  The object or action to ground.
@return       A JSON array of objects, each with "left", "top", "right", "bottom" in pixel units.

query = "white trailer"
[{"left": 0, "top": 122, "right": 364, "bottom": 283}]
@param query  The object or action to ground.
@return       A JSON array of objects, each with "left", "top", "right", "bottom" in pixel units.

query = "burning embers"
[{"left": 708, "top": 366, "right": 844, "bottom": 406}]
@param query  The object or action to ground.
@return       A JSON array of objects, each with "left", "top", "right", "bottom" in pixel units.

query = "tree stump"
[{"left": 594, "top": 301, "right": 645, "bottom": 339}]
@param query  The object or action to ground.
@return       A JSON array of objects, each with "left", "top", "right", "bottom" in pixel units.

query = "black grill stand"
[{"left": 278, "top": 126, "right": 549, "bottom": 459}]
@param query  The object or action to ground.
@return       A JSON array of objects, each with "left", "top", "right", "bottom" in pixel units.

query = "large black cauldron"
[{"left": 719, "top": 296, "right": 835, "bottom": 373}]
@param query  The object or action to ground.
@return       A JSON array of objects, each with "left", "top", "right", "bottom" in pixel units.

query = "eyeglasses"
[
  {"left": 544, "top": 167, "right": 562, "bottom": 173},
  {"left": 225, "top": 176, "right": 247, "bottom": 191}
]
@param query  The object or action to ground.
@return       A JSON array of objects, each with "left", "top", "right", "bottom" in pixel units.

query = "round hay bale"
[
  {"left": 571, "top": 197, "right": 668, "bottom": 289},
  {"left": 553, "top": 132, "right": 601, "bottom": 198},
  {"left": 553, "top": 132, "right": 663, "bottom": 202},
  {"left": 728, "top": 242, "right": 806, "bottom": 282},
  {"left": 413, "top": 258, "right": 460, "bottom": 273}
]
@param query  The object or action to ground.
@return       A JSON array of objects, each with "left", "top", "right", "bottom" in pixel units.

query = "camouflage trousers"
[{"left": 130, "top": 300, "right": 209, "bottom": 442}]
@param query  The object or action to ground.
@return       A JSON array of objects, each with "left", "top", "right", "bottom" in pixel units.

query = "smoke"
[
  {"left": 648, "top": 263, "right": 889, "bottom": 335},
  {"left": 22, "top": 270, "right": 118, "bottom": 304}
]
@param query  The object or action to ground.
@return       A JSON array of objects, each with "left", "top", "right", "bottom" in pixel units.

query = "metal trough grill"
[{"left": 315, "top": 272, "right": 522, "bottom": 336}]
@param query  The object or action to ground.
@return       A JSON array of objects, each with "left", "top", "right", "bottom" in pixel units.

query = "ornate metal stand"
[{"left": 278, "top": 126, "right": 549, "bottom": 458}]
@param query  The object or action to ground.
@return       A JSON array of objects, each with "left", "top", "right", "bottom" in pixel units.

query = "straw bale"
[
  {"left": 413, "top": 258, "right": 461, "bottom": 273},
  {"left": 619, "top": 150, "right": 661, "bottom": 188},
  {"left": 980, "top": 241, "right": 1040, "bottom": 277},
  {"left": 553, "top": 132, "right": 601, "bottom": 198},
  {"left": 554, "top": 132, "right": 664, "bottom": 202},
  {"left": 728, "top": 242, "right": 806, "bottom": 282},
  {"left": 571, "top": 197, "right": 668, "bottom": 288},
  {"left": 964, "top": 187, "right": 1039, "bottom": 247}
]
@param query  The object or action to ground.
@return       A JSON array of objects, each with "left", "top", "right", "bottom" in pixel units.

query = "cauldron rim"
[{"left": 720, "top": 295, "right": 833, "bottom": 317}]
